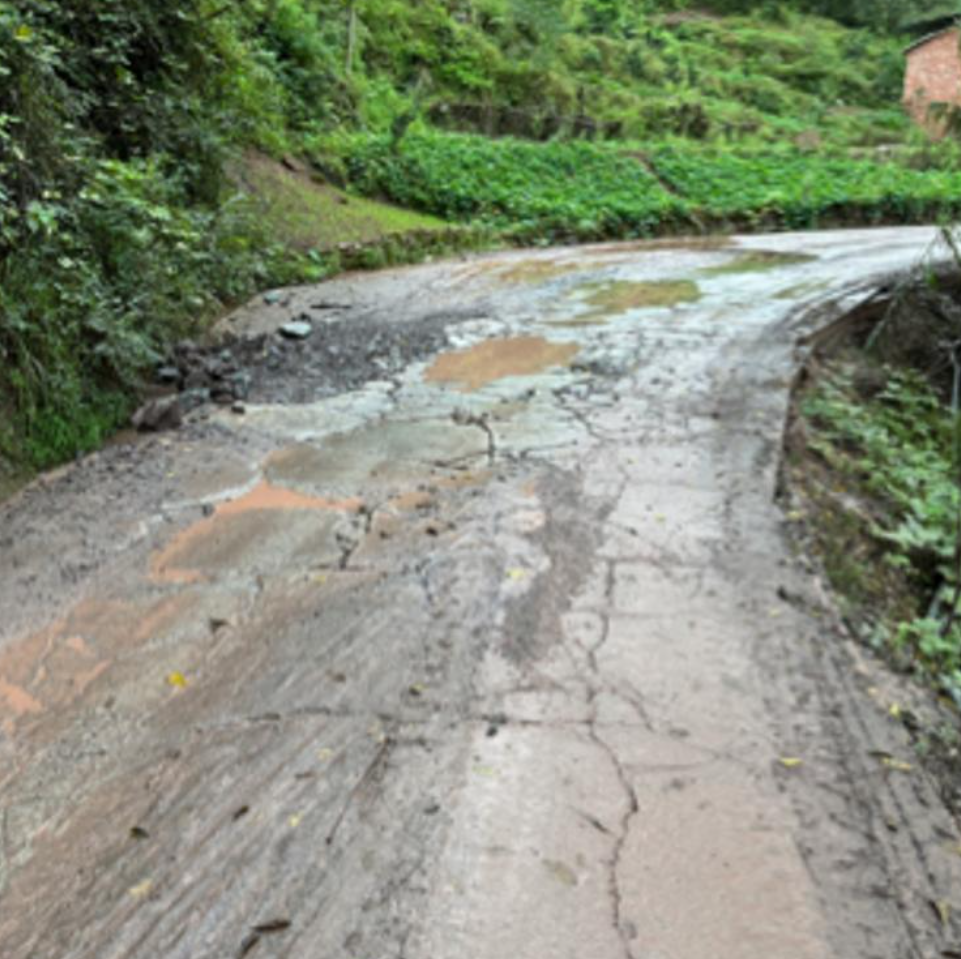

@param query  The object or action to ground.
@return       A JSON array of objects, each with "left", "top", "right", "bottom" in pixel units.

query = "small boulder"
[
  {"left": 131, "top": 396, "right": 183, "bottom": 433},
  {"left": 279, "top": 320, "right": 313, "bottom": 341}
]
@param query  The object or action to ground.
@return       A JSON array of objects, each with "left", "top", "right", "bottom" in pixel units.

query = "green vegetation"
[
  {"left": 0, "top": 0, "right": 954, "bottom": 475},
  {"left": 239, "top": 154, "right": 447, "bottom": 251},
  {"left": 340, "top": 131, "right": 686, "bottom": 239},
  {"left": 338, "top": 131, "right": 961, "bottom": 237},
  {"left": 649, "top": 148, "right": 961, "bottom": 227},
  {"left": 795, "top": 362, "right": 961, "bottom": 699}
]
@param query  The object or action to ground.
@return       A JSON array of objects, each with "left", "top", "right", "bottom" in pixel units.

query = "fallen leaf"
[
  {"left": 130, "top": 826, "right": 150, "bottom": 840},
  {"left": 932, "top": 899, "right": 952, "bottom": 927},
  {"left": 543, "top": 859, "right": 578, "bottom": 887},
  {"left": 881, "top": 757, "right": 913, "bottom": 773},
  {"left": 288, "top": 813, "right": 302, "bottom": 829},
  {"left": 889, "top": 703, "right": 902, "bottom": 720},
  {"left": 167, "top": 672, "right": 188, "bottom": 689},
  {"left": 507, "top": 568, "right": 528, "bottom": 581},
  {"left": 129, "top": 879, "right": 152, "bottom": 899},
  {"left": 313, "top": 573, "right": 329, "bottom": 586},
  {"left": 317, "top": 748, "right": 334, "bottom": 762},
  {"left": 473, "top": 765, "right": 497, "bottom": 778},
  {"left": 778, "top": 757, "right": 804, "bottom": 769}
]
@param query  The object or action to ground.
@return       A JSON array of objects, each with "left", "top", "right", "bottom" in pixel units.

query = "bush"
[{"left": 342, "top": 129, "right": 690, "bottom": 239}]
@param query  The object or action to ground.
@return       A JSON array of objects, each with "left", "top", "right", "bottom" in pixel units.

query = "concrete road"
[{"left": 1, "top": 228, "right": 960, "bottom": 958}]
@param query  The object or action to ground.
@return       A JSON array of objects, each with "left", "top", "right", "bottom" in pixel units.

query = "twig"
[{"left": 325, "top": 735, "right": 395, "bottom": 847}]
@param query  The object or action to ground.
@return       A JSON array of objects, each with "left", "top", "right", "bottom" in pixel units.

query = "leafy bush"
[
  {"left": 0, "top": 156, "right": 283, "bottom": 466},
  {"left": 342, "top": 130, "right": 690, "bottom": 239},
  {"left": 803, "top": 367, "right": 961, "bottom": 694},
  {"left": 339, "top": 130, "right": 961, "bottom": 235},
  {"left": 649, "top": 147, "right": 961, "bottom": 227}
]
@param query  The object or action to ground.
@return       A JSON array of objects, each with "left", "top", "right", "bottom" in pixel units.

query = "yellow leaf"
[
  {"left": 889, "top": 703, "right": 902, "bottom": 720},
  {"left": 317, "top": 748, "right": 334, "bottom": 762},
  {"left": 473, "top": 765, "right": 497, "bottom": 777},
  {"left": 129, "top": 879, "right": 152, "bottom": 899},
  {"left": 654, "top": 514, "right": 667, "bottom": 524},
  {"left": 14, "top": 24, "right": 32, "bottom": 41},
  {"left": 881, "top": 757, "right": 913, "bottom": 773},
  {"left": 313, "top": 573, "right": 329, "bottom": 586},
  {"left": 167, "top": 671, "right": 187, "bottom": 689},
  {"left": 289, "top": 813, "right": 302, "bottom": 829},
  {"left": 779, "top": 757, "right": 803, "bottom": 769},
  {"left": 544, "top": 859, "right": 578, "bottom": 887},
  {"left": 507, "top": 568, "right": 528, "bottom": 581},
  {"left": 936, "top": 900, "right": 951, "bottom": 927}
]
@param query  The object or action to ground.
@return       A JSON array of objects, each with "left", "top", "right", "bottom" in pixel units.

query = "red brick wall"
[{"left": 904, "top": 28, "right": 961, "bottom": 130}]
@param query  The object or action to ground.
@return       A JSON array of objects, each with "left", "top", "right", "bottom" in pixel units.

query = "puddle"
[
  {"left": 215, "top": 482, "right": 362, "bottom": 516},
  {"left": 577, "top": 280, "right": 702, "bottom": 319},
  {"left": 151, "top": 482, "right": 359, "bottom": 584},
  {"left": 702, "top": 251, "right": 816, "bottom": 276},
  {"left": 587, "top": 236, "right": 734, "bottom": 256},
  {"left": 266, "top": 422, "right": 489, "bottom": 491},
  {"left": 495, "top": 260, "right": 580, "bottom": 285},
  {"left": 425, "top": 336, "right": 579, "bottom": 392}
]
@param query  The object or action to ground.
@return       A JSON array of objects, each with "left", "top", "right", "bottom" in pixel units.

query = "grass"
[{"left": 238, "top": 153, "right": 448, "bottom": 250}]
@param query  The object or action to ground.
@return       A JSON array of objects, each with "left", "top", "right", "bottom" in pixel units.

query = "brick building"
[{"left": 904, "top": 19, "right": 961, "bottom": 132}]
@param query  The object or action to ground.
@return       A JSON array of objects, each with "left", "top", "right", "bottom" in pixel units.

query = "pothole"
[
  {"left": 425, "top": 336, "right": 580, "bottom": 391},
  {"left": 577, "top": 279, "right": 702, "bottom": 319}
]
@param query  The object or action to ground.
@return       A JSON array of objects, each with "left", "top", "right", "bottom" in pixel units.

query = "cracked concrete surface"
[{"left": 1, "top": 228, "right": 960, "bottom": 958}]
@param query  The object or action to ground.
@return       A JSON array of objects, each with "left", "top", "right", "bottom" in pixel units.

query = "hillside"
[{"left": 0, "top": 0, "right": 949, "bottom": 474}]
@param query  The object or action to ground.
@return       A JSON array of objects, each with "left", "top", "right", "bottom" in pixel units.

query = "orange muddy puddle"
[
  {"left": 214, "top": 481, "right": 363, "bottom": 517},
  {"left": 425, "top": 336, "right": 579, "bottom": 392},
  {"left": 150, "top": 481, "right": 362, "bottom": 584}
]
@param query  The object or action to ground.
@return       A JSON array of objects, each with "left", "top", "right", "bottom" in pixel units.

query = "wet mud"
[{"left": 425, "top": 336, "right": 580, "bottom": 391}]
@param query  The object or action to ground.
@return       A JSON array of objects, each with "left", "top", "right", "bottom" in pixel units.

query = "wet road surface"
[{"left": 1, "top": 228, "right": 960, "bottom": 958}]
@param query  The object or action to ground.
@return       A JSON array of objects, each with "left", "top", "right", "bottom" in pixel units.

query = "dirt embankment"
[{"left": 783, "top": 270, "right": 961, "bottom": 818}]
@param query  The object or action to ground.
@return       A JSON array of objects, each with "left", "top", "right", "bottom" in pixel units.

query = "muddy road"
[{"left": 1, "top": 228, "right": 960, "bottom": 958}]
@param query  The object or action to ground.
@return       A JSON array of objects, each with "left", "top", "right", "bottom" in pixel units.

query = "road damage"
[{"left": 0, "top": 228, "right": 959, "bottom": 959}]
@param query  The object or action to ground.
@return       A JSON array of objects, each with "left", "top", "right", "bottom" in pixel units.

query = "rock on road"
[{"left": 1, "top": 228, "right": 960, "bottom": 959}]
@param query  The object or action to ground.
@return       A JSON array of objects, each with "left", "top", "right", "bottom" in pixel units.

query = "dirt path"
[{"left": 1, "top": 228, "right": 959, "bottom": 958}]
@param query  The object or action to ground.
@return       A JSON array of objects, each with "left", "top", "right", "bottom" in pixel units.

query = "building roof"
[
  {"left": 902, "top": 6, "right": 961, "bottom": 34},
  {"left": 904, "top": 22, "right": 960, "bottom": 56}
]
